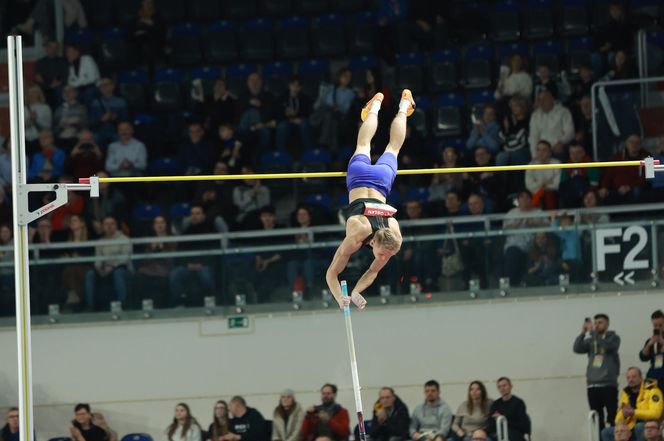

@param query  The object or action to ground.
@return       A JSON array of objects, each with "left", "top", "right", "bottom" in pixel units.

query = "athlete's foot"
[
  {"left": 361, "top": 92, "right": 384, "bottom": 122},
  {"left": 351, "top": 291, "right": 367, "bottom": 310},
  {"left": 400, "top": 89, "right": 416, "bottom": 117}
]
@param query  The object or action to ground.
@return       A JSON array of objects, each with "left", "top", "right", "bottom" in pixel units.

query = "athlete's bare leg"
[
  {"left": 384, "top": 89, "right": 415, "bottom": 157},
  {"left": 353, "top": 92, "right": 384, "bottom": 158}
]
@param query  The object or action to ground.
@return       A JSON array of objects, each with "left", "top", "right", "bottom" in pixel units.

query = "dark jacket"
[
  {"left": 0, "top": 424, "right": 18, "bottom": 441},
  {"left": 370, "top": 396, "right": 410, "bottom": 441},
  {"left": 640, "top": 338, "right": 664, "bottom": 388},
  {"left": 229, "top": 407, "right": 267, "bottom": 441},
  {"left": 488, "top": 396, "right": 530, "bottom": 441}
]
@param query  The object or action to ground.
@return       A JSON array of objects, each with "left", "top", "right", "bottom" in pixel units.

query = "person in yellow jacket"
[{"left": 601, "top": 367, "right": 664, "bottom": 441}]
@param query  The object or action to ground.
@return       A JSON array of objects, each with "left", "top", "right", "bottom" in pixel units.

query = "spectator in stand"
[
  {"left": 69, "top": 404, "right": 108, "bottom": 441},
  {"left": 195, "top": 161, "right": 237, "bottom": 232},
  {"left": 398, "top": 123, "right": 433, "bottom": 187},
  {"left": 302, "top": 384, "right": 350, "bottom": 441},
  {"left": 400, "top": 199, "right": 437, "bottom": 291},
  {"left": 612, "top": 424, "right": 631, "bottom": 441},
  {"left": 532, "top": 64, "right": 558, "bottom": 102},
  {"left": 502, "top": 190, "right": 546, "bottom": 286},
  {"left": 524, "top": 140, "right": 561, "bottom": 210},
  {"left": 495, "top": 54, "right": 533, "bottom": 102},
  {"left": 601, "top": 50, "right": 638, "bottom": 81},
  {"left": 61, "top": 214, "right": 91, "bottom": 309},
  {"left": 165, "top": 403, "right": 202, "bottom": 441},
  {"left": 0, "top": 187, "right": 11, "bottom": 232},
  {"left": 207, "top": 400, "right": 230, "bottom": 441},
  {"left": 452, "top": 381, "right": 492, "bottom": 441},
  {"left": 65, "top": 129, "right": 104, "bottom": 179},
  {"left": 237, "top": 72, "right": 276, "bottom": 153},
  {"left": 28, "top": 129, "right": 65, "bottom": 182},
  {"left": 570, "top": 66, "right": 595, "bottom": 103},
  {"left": 643, "top": 421, "right": 663, "bottom": 441},
  {"left": 215, "top": 123, "right": 243, "bottom": 171},
  {"left": 91, "top": 413, "right": 117, "bottom": 441},
  {"left": 233, "top": 166, "right": 271, "bottom": 224},
  {"left": 131, "top": 0, "right": 166, "bottom": 77},
  {"left": 523, "top": 232, "right": 562, "bottom": 286},
  {"left": 593, "top": 3, "right": 633, "bottom": 75},
  {"left": 24, "top": 85, "right": 52, "bottom": 150},
  {"left": 64, "top": 44, "right": 100, "bottom": 104},
  {"left": 429, "top": 147, "right": 464, "bottom": 202},
  {"left": 488, "top": 378, "right": 529, "bottom": 441},
  {"left": 580, "top": 190, "right": 609, "bottom": 225},
  {"left": 409, "top": 380, "right": 453, "bottom": 441},
  {"left": 498, "top": 97, "right": 530, "bottom": 166},
  {"left": 276, "top": 76, "right": 314, "bottom": 154},
  {"left": 370, "top": 387, "right": 410, "bottom": 441},
  {"left": 457, "top": 193, "right": 494, "bottom": 289},
  {"left": 105, "top": 121, "right": 148, "bottom": 177},
  {"left": 466, "top": 104, "right": 500, "bottom": 155},
  {"left": 549, "top": 212, "right": 582, "bottom": 280},
  {"left": 357, "top": 69, "right": 392, "bottom": 127},
  {"left": 132, "top": 215, "right": 175, "bottom": 308},
  {"left": 639, "top": 310, "right": 664, "bottom": 394},
  {"left": 88, "top": 78, "right": 128, "bottom": 147},
  {"left": 599, "top": 134, "right": 649, "bottom": 205},
  {"left": 252, "top": 206, "right": 285, "bottom": 300},
  {"left": 0, "top": 140, "right": 12, "bottom": 190},
  {"left": 15, "top": 0, "right": 86, "bottom": 41},
  {"left": 528, "top": 90, "right": 575, "bottom": 159},
  {"left": 469, "top": 430, "right": 488, "bottom": 441},
  {"left": 573, "top": 95, "right": 594, "bottom": 153},
  {"left": 199, "top": 79, "right": 236, "bottom": 131},
  {"left": 169, "top": 206, "right": 216, "bottom": 306},
  {"left": 559, "top": 141, "right": 599, "bottom": 208},
  {"left": 464, "top": 146, "right": 501, "bottom": 209},
  {"left": 54, "top": 85, "right": 88, "bottom": 149},
  {"left": 0, "top": 407, "right": 19, "bottom": 441},
  {"left": 50, "top": 175, "right": 85, "bottom": 237},
  {"left": 286, "top": 205, "right": 322, "bottom": 294},
  {"left": 177, "top": 122, "right": 215, "bottom": 176},
  {"left": 310, "top": 68, "right": 356, "bottom": 152},
  {"left": 86, "top": 171, "right": 127, "bottom": 237},
  {"left": 646, "top": 135, "right": 664, "bottom": 203},
  {"left": 84, "top": 216, "right": 131, "bottom": 309},
  {"left": 272, "top": 389, "right": 304, "bottom": 441},
  {"left": 224, "top": 396, "right": 266, "bottom": 441},
  {"left": 601, "top": 367, "right": 663, "bottom": 441},
  {"left": 35, "top": 40, "right": 69, "bottom": 108},
  {"left": 574, "top": 313, "right": 621, "bottom": 432},
  {"left": 443, "top": 190, "right": 462, "bottom": 217}
]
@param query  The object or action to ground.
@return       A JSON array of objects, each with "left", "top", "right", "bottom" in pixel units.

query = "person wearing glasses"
[{"left": 643, "top": 420, "right": 663, "bottom": 441}]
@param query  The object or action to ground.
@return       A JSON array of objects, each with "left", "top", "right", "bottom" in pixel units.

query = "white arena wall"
[{"left": 0, "top": 291, "right": 662, "bottom": 441}]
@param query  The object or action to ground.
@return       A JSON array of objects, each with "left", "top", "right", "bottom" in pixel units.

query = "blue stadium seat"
[
  {"left": 300, "top": 148, "right": 329, "bottom": 190},
  {"left": 48, "top": 437, "right": 72, "bottom": 441},
  {"left": 120, "top": 433, "right": 153, "bottom": 441},
  {"left": 260, "top": 150, "right": 293, "bottom": 167},
  {"left": 349, "top": 11, "right": 377, "bottom": 55},
  {"left": 524, "top": 0, "right": 554, "bottom": 40},
  {"left": 349, "top": 55, "right": 379, "bottom": 89},
  {"left": 631, "top": 0, "right": 660, "bottom": 21},
  {"left": 262, "top": 61, "right": 294, "bottom": 96},
  {"left": 532, "top": 40, "right": 562, "bottom": 73},
  {"left": 150, "top": 157, "right": 180, "bottom": 175},
  {"left": 561, "top": 0, "right": 589, "bottom": 37},
  {"left": 169, "top": 23, "right": 203, "bottom": 66},
  {"left": 260, "top": 151, "right": 293, "bottom": 196},
  {"left": 225, "top": 63, "right": 257, "bottom": 96},
  {"left": 170, "top": 202, "right": 192, "bottom": 218},
  {"left": 152, "top": 68, "right": 183, "bottom": 113},
  {"left": 499, "top": 42, "right": 529, "bottom": 61},
  {"left": 294, "top": 0, "right": 328, "bottom": 16},
  {"left": 492, "top": 0, "right": 521, "bottom": 42},
  {"left": 301, "top": 147, "right": 332, "bottom": 164},
  {"left": 133, "top": 204, "right": 163, "bottom": 220},
  {"left": 337, "top": 146, "right": 355, "bottom": 163},
  {"left": 463, "top": 44, "right": 493, "bottom": 89},
  {"left": 298, "top": 58, "right": 330, "bottom": 98},
  {"left": 276, "top": 16, "right": 310, "bottom": 59},
  {"left": 65, "top": 29, "right": 94, "bottom": 54},
  {"left": 204, "top": 20, "right": 238, "bottom": 64},
  {"left": 311, "top": 14, "right": 346, "bottom": 57},
  {"left": 304, "top": 193, "right": 333, "bottom": 212},
  {"left": 225, "top": 0, "right": 258, "bottom": 19},
  {"left": 99, "top": 27, "right": 134, "bottom": 69},
  {"left": 241, "top": 18, "right": 275, "bottom": 62},
  {"left": 118, "top": 70, "right": 150, "bottom": 112},
  {"left": 433, "top": 92, "right": 464, "bottom": 137},
  {"left": 567, "top": 37, "right": 593, "bottom": 74},
  {"left": 156, "top": 0, "right": 187, "bottom": 24},
  {"left": 188, "top": 0, "right": 221, "bottom": 22},
  {"left": 261, "top": 0, "right": 292, "bottom": 17},
  {"left": 396, "top": 52, "right": 426, "bottom": 94},
  {"left": 405, "top": 187, "right": 430, "bottom": 202},
  {"left": 411, "top": 95, "right": 429, "bottom": 137},
  {"left": 386, "top": 189, "right": 402, "bottom": 209},
  {"left": 428, "top": 49, "right": 460, "bottom": 93}
]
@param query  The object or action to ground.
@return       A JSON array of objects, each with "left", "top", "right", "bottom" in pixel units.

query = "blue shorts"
[{"left": 346, "top": 152, "right": 397, "bottom": 198}]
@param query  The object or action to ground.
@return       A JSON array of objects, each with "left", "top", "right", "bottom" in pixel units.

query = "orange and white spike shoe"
[
  {"left": 360, "top": 92, "right": 384, "bottom": 122},
  {"left": 401, "top": 89, "right": 416, "bottom": 117}
]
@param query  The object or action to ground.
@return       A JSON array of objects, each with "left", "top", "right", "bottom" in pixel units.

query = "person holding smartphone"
[
  {"left": 573, "top": 314, "right": 621, "bottom": 432},
  {"left": 639, "top": 310, "right": 664, "bottom": 394},
  {"left": 69, "top": 404, "right": 108, "bottom": 441}
]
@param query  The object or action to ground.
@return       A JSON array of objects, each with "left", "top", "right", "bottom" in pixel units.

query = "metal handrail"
[
  {"left": 497, "top": 415, "right": 509, "bottom": 441},
  {"left": 587, "top": 410, "right": 600, "bottom": 441}
]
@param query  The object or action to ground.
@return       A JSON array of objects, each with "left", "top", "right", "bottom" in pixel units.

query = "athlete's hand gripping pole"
[{"left": 341, "top": 280, "right": 366, "bottom": 441}]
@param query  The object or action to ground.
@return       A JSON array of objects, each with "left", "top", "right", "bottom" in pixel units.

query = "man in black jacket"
[
  {"left": 224, "top": 396, "right": 267, "bottom": 441},
  {"left": 640, "top": 310, "right": 664, "bottom": 394},
  {"left": 0, "top": 408, "right": 18, "bottom": 441},
  {"left": 488, "top": 378, "right": 530, "bottom": 441},
  {"left": 371, "top": 387, "right": 410, "bottom": 441},
  {"left": 275, "top": 76, "right": 313, "bottom": 154}
]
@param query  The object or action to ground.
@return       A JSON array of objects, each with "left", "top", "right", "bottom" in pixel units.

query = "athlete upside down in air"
[{"left": 325, "top": 89, "right": 415, "bottom": 310}]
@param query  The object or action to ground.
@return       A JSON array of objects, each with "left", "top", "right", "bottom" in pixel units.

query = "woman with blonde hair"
[
  {"left": 25, "top": 85, "right": 53, "bottom": 147},
  {"left": 206, "top": 400, "right": 229, "bottom": 441},
  {"left": 166, "top": 403, "right": 202, "bottom": 441},
  {"left": 272, "top": 389, "right": 304, "bottom": 441},
  {"left": 452, "top": 381, "right": 492, "bottom": 441},
  {"left": 62, "top": 214, "right": 92, "bottom": 308},
  {"left": 92, "top": 412, "right": 118, "bottom": 441}
]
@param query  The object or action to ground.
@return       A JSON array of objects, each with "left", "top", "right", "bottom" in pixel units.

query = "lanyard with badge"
[
  {"left": 592, "top": 337, "right": 604, "bottom": 368},
  {"left": 655, "top": 341, "right": 663, "bottom": 369}
]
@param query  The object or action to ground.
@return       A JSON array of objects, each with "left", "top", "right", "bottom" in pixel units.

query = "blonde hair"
[{"left": 374, "top": 228, "right": 400, "bottom": 251}]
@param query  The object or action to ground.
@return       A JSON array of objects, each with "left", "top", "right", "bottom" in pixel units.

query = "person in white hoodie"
[
  {"left": 166, "top": 403, "right": 202, "bottom": 441},
  {"left": 65, "top": 44, "right": 100, "bottom": 104},
  {"left": 528, "top": 90, "right": 574, "bottom": 159},
  {"left": 524, "top": 140, "right": 561, "bottom": 209},
  {"left": 272, "top": 389, "right": 304, "bottom": 441}
]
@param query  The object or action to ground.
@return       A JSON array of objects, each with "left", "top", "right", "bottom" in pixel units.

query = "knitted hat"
[{"left": 281, "top": 389, "right": 295, "bottom": 397}]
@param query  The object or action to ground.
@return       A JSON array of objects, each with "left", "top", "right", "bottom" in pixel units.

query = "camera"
[{"left": 79, "top": 142, "right": 94, "bottom": 151}]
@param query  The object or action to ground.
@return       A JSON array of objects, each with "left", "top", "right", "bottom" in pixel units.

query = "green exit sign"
[{"left": 228, "top": 316, "right": 249, "bottom": 329}]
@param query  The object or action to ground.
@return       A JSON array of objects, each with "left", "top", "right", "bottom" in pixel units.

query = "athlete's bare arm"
[{"left": 325, "top": 217, "right": 368, "bottom": 308}]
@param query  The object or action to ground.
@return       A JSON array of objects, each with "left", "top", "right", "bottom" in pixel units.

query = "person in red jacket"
[
  {"left": 301, "top": 384, "right": 350, "bottom": 441},
  {"left": 599, "top": 134, "right": 650, "bottom": 205}
]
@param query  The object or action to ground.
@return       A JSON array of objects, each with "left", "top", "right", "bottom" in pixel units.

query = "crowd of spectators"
[{"left": 0, "top": 0, "right": 662, "bottom": 312}]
